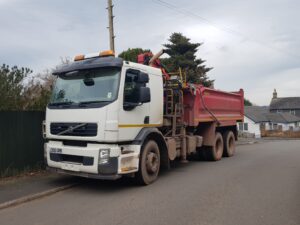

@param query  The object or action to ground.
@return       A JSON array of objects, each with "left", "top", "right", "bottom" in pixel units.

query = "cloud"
[{"left": 0, "top": 0, "right": 299, "bottom": 105}]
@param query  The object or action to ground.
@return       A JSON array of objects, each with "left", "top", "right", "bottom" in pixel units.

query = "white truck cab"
[
  {"left": 44, "top": 53, "right": 164, "bottom": 182},
  {"left": 45, "top": 50, "right": 241, "bottom": 185}
]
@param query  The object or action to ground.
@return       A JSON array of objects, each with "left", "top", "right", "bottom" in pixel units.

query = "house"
[
  {"left": 238, "top": 90, "right": 300, "bottom": 138},
  {"left": 270, "top": 89, "right": 300, "bottom": 117},
  {"left": 238, "top": 106, "right": 268, "bottom": 138},
  {"left": 264, "top": 113, "right": 300, "bottom": 131},
  {"left": 238, "top": 106, "right": 300, "bottom": 138}
]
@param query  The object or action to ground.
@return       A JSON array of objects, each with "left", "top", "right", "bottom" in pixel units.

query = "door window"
[{"left": 124, "top": 69, "right": 145, "bottom": 104}]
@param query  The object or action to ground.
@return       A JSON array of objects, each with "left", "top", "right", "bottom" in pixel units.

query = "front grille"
[
  {"left": 50, "top": 153, "right": 94, "bottom": 166},
  {"left": 63, "top": 140, "right": 88, "bottom": 147},
  {"left": 50, "top": 123, "right": 98, "bottom": 137}
]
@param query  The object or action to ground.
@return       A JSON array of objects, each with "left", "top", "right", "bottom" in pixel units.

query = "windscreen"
[{"left": 49, "top": 67, "right": 120, "bottom": 108}]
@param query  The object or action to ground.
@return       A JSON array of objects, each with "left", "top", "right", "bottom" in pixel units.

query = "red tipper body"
[{"left": 183, "top": 85, "right": 244, "bottom": 127}]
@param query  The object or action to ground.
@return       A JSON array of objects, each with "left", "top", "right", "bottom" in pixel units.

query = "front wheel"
[{"left": 135, "top": 140, "right": 160, "bottom": 185}]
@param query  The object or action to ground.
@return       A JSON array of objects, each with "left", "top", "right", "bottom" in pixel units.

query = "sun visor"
[{"left": 53, "top": 57, "right": 123, "bottom": 76}]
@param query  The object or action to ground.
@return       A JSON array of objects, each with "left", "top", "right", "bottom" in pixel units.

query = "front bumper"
[
  {"left": 45, "top": 141, "right": 140, "bottom": 178},
  {"left": 46, "top": 167, "right": 121, "bottom": 180}
]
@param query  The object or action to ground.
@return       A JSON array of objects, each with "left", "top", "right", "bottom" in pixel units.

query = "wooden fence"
[
  {"left": 261, "top": 129, "right": 300, "bottom": 138},
  {"left": 0, "top": 111, "right": 45, "bottom": 177}
]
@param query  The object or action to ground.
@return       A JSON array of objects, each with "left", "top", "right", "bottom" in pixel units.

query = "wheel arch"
[
  {"left": 216, "top": 125, "right": 238, "bottom": 140},
  {"left": 134, "top": 128, "right": 170, "bottom": 170}
]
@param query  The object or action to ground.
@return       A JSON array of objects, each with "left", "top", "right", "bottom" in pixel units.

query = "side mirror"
[
  {"left": 123, "top": 87, "right": 150, "bottom": 111},
  {"left": 136, "top": 72, "right": 149, "bottom": 83},
  {"left": 139, "top": 87, "right": 151, "bottom": 103}
]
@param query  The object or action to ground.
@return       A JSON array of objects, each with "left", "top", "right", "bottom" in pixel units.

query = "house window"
[
  {"left": 238, "top": 123, "right": 243, "bottom": 131},
  {"left": 290, "top": 110, "right": 296, "bottom": 115},
  {"left": 238, "top": 123, "right": 248, "bottom": 131},
  {"left": 244, "top": 123, "right": 249, "bottom": 131},
  {"left": 268, "top": 122, "right": 276, "bottom": 130}
]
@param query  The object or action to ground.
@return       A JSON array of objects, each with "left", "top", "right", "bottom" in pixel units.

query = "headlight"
[{"left": 99, "top": 149, "right": 110, "bottom": 165}]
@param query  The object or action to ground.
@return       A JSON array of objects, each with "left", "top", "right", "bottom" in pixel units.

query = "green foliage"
[
  {"left": 118, "top": 48, "right": 150, "bottom": 62},
  {"left": 118, "top": 34, "right": 213, "bottom": 86},
  {"left": 0, "top": 64, "right": 32, "bottom": 110},
  {"left": 162, "top": 33, "right": 214, "bottom": 86},
  {"left": 0, "top": 64, "right": 54, "bottom": 111},
  {"left": 244, "top": 98, "right": 253, "bottom": 106},
  {"left": 28, "top": 87, "right": 52, "bottom": 110},
  {"left": 22, "top": 72, "right": 54, "bottom": 111}
]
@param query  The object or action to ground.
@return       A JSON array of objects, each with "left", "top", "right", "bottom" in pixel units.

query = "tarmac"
[
  {"left": 1, "top": 139, "right": 299, "bottom": 225},
  {"left": 0, "top": 137, "right": 264, "bottom": 210},
  {"left": 0, "top": 172, "right": 82, "bottom": 209}
]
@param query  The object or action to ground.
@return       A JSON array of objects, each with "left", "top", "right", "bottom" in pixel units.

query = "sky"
[{"left": 0, "top": 0, "right": 299, "bottom": 105}]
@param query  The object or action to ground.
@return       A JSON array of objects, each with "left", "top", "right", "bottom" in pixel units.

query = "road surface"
[{"left": 0, "top": 140, "right": 299, "bottom": 225}]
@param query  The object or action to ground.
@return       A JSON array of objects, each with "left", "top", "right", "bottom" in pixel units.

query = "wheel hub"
[{"left": 146, "top": 152, "right": 158, "bottom": 174}]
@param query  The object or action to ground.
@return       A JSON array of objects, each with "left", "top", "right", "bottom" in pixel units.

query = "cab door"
[{"left": 118, "top": 67, "right": 151, "bottom": 141}]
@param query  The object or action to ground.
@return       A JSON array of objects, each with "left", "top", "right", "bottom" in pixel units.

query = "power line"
[
  {"left": 153, "top": 0, "right": 242, "bottom": 37},
  {"left": 152, "top": 0, "right": 299, "bottom": 59}
]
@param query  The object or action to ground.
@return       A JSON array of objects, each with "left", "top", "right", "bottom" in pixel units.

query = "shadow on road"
[{"left": 71, "top": 160, "right": 202, "bottom": 193}]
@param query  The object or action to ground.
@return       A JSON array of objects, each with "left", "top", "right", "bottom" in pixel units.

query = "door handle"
[{"left": 144, "top": 116, "right": 150, "bottom": 124}]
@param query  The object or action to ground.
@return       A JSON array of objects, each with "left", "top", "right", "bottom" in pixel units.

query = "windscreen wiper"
[
  {"left": 78, "top": 101, "right": 110, "bottom": 107},
  {"left": 49, "top": 101, "right": 75, "bottom": 107}
]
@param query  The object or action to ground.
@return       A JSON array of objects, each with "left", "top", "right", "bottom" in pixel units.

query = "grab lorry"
[{"left": 44, "top": 50, "right": 244, "bottom": 185}]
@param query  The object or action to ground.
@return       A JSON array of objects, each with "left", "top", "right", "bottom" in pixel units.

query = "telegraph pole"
[{"left": 107, "top": 0, "right": 115, "bottom": 52}]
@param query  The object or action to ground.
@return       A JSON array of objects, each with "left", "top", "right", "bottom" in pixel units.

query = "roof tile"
[
  {"left": 245, "top": 106, "right": 300, "bottom": 123},
  {"left": 270, "top": 97, "right": 300, "bottom": 110}
]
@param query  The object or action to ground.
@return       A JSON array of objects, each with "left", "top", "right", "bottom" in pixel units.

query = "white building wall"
[
  {"left": 238, "top": 116, "right": 261, "bottom": 138},
  {"left": 266, "top": 122, "right": 296, "bottom": 131},
  {"left": 282, "top": 123, "right": 294, "bottom": 131},
  {"left": 265, "top": 123, "right": 271, "bottom": 130}
]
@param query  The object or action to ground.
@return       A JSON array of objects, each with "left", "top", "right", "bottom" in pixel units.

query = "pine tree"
[
  {"left": 118, "top": 48, "right": 150, "bottom": 63},
  {"left": 244, "top": 98, "right": 253, "bottom": 106},
  {"left": 162, "top": 33, "right": 213, "bottom": 86}
]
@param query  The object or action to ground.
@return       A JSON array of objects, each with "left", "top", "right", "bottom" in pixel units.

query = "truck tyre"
[
  {"left": 205, "top": 132, "right": 224, "bottom": 161},
  {"left": 135, "top": 140, "right": 160, "bottom": 185},
  {"left": 223, "top": 131, "right": 236, "bottom": 157}
]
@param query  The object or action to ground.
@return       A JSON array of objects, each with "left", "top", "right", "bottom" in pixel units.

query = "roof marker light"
[
  {"left": 74, "top": 50, "right": 115, "bottom": 61},
  {"left": 85, "top": 52, "right": 101, "bottom": 59},
  {"left": 74, "top": 54, "right": 85, "bottom": 61},
  {"left": 100, "top": 50, "right": 115, "bottom": 57}
]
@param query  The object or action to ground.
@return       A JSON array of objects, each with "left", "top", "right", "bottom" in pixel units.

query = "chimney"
[{"left": 273, "top": 89, "right": 277, "bottom": 99}]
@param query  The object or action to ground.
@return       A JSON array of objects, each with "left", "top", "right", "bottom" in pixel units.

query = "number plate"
[
  {"left": 50, "top": 148, "right": 62, "bottom": 154},
  {"left": 62, "top": 163, "right": 80, "bottom": 172}
]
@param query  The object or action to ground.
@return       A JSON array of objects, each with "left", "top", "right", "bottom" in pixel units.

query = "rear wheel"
[
  {"left": 135, "top": 140, "right": 160, "bottom": 185},
  {"left": 204, "top": 132, "right": 224, "bottom": 161},
  {"left": 223, "top": 131, "right": 236, "bottom": 157}
]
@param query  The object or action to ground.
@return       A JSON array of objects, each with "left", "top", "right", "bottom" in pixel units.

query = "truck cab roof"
[
  {"left": 53, "top": 56, "right": 123, "bottom": 75},
  {"left": 52, "top": 56, "right": 162, "bottom": 77}
]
